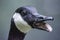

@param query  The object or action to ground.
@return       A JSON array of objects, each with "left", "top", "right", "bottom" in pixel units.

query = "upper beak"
[
  {"left": 42, "top": 16, "right": 54, "bottom": 21},
  {"left": 35, "top": 15, "right": 54, "bottom": 22}
]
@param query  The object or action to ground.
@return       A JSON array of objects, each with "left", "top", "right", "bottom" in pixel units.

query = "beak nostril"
[{"left": 38, "top": 17, "right": 44, "bottom": 19}]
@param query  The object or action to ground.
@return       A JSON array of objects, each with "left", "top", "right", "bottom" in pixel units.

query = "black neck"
[{"left": 8, "top": 18, "right": 26, "bottom": 40}]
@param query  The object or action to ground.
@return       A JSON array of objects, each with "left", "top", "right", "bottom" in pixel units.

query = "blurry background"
[{"left": 0, "top": 0, "right": 60, "bottom": 40}]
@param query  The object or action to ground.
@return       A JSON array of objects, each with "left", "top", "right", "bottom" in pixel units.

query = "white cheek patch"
[
  {"left": 45, "top": 23, "right": 52, "bottom": 32},
  {"left": 13, "top": 13, "right": 32, "bottom": 33}
]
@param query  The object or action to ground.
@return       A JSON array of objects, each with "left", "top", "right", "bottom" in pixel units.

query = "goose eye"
[{"left": 21, "top": 10, "right": 27, "bottom": 16}]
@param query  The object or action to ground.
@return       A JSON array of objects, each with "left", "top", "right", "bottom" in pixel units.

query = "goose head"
[{"left": 13, "top": 6, "right": 54, "bottom": 33}]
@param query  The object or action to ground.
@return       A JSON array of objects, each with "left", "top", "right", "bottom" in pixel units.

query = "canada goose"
[{"left": 8, "top": 6, "right": 54, "bottom": 40}]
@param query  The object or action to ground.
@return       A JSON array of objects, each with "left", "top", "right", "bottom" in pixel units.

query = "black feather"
[{"left": 8, "top": 18, "right": 26, "bottom": 40}]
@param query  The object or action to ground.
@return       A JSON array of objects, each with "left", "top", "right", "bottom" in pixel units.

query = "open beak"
[{"left": 33, "top": 15, "right": 54, "bottom": 32}]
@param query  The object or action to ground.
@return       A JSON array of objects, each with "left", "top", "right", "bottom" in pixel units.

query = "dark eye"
[{"left": 21, "top": 10, "right": 27, "bottom": 16}]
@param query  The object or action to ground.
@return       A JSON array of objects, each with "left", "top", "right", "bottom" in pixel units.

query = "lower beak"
[
  {"left": 43, "top": 23, "right": 52, "bottom": 32},
  {"left": 34, "top": 22, "right": 52, "bottom": 32}
]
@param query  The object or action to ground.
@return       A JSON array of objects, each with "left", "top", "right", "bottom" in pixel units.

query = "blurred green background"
[{"left": 0, "top": 0, "right": 60, "bottom": 40}]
